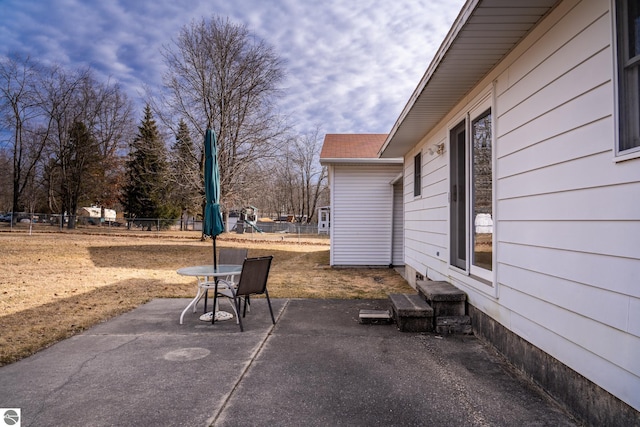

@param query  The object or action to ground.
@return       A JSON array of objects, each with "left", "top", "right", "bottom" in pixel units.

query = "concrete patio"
[{"left": 0, "top": 298, "right": 579, "bottom": 426}]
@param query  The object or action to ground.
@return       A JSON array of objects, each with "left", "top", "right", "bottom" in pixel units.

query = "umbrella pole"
[{"left": 212, "top": 236, "right": 218, "bottom": 324}]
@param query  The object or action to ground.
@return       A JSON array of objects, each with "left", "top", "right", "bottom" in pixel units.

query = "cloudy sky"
[{"left": 0, "top": 0, "right": 465, "bottom": 137}]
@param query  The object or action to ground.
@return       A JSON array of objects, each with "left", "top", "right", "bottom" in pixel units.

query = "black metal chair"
[
  {"left": 230, "top": 256, "right": 275, "bottom": 332},
  {"left": 219, "top": 248, "right": 249, "bottom": 270},
  {"left": 205, "top": 248, "right": 248, "bottom": 314}
]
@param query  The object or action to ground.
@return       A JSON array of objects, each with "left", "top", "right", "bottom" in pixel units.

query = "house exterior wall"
[
  {"left": 329, "top": 163, "right": 402, "bottom": 266},
  {"left": 404, "top": 0, "right": 640, "bottom": 414}
]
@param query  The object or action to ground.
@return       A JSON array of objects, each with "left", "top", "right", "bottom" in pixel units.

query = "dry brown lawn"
[{"left": 0, "top": 230, "right": 412, "bottom": 366}]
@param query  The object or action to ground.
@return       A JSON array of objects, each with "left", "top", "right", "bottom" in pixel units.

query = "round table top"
[{"left": 176, "top": 264, "right": 242, "bottom": 277}]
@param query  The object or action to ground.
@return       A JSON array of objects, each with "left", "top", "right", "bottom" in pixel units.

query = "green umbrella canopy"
[
  {"left": 203, "top": 128, "right": 224, "bottom": 241},
  {"left": 203, "top": 128, "right": 226, "bottom": 323}
]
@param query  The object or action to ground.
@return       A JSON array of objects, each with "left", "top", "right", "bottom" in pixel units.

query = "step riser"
[
  {"left": 358, "top": 309, "right": 393, "bottom": 325},
  {"left": 416, "top": 279, "right": 467, "bottom": 319},
  {"left": 397, "top": 317, "right": 433, "bottom": 333},
  {"left": 391, "top": 280, "right": 472, "bottom": 335},
  {"left": 389, "top": 294, "right": 434, "bottom": 333},
  {"left": 431, "top": 304, "right": 465, "bottom": 317}
]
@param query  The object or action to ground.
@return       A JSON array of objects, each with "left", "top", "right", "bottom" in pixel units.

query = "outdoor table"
[{"left": 177, "top": 264, "right": 243, "bottom": 324}]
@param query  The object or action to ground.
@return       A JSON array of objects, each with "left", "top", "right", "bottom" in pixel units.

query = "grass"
[{"left": 0, "top": 230, "right": 413, "bottom": 366}]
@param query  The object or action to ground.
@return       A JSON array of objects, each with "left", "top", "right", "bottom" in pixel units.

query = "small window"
[
  {"left": 414, "top": 152, "right": 421, "bottom": 196},
  {"left": 615, "top": 0, "right": 640, "bottom": 154}
]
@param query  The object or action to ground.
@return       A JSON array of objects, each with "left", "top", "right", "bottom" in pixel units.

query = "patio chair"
[
  {"left": 219, "top": 248, "right": 249, "bottom": 271},
  {"left": 204, "top": 248, "right": 248, "bottom": 312},
  {"left": 230, "top": 256, "right": 275, "bottom": 332}
]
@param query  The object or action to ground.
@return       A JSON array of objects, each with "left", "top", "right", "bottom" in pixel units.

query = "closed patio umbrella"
[
  {"left": 203, "top": 128, "right": 225, "bottom": 323},
  {"left": 203, "top": 128, "right": 224, "bottom": 243}
]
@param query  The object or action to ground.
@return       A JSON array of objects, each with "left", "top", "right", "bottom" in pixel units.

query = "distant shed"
[
  {"left": 79, "top": 206, "right": 116, "bottom": 222},
  {"left": 320, "top": 134, "right": 403, "bottom": 266}
]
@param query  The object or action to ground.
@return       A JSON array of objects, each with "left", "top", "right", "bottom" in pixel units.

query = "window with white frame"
[
  {"left": 414, "top": 152, "right": 421, "bottom": 197},
  {"left": 615, "top": 0, "right": 640, "bottom": 154}
]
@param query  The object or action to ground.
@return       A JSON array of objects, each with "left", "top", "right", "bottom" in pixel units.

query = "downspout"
[
  {"left": 329, "top": 165, "right": 335, "bottom": 266},
  {"left": 389, "top": 172, "right": 403, "bottom": 268}
]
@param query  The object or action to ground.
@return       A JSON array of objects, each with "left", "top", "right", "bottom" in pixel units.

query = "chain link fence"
[{"left": 0, "top": 212, "right": 327, "bottom": 237}]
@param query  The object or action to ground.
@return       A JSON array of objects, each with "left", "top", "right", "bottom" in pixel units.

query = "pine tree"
[
  {"left": 170, "top": 119, "right": 202, "bottom": 229},
  {"left": 61, "top": 121, "right": 100, "bottom": 229},
  {"left": 122, "top": 105, "right": 179, "bottom": 229}
]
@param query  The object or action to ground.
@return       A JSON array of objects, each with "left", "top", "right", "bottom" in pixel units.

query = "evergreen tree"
[
  {"left": 60, "top": 121, "right": 100, "bottom": 229},
  {"left": 122, "top": 105, "right": 179, "bottom": 229},
  {"left": 169, "top": 119, "right": 202, "bottom": 229}
]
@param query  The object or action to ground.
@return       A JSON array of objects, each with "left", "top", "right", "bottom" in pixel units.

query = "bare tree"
[
  {"left": 39, "top": 65, "right": 133, "bottom": 227},
  {"left": 1, "top": 54, "right": 133, "bottom": 221},
  {"left": 39, "top": 65, "right": 92, "bottom": 227},
  {"left": 89, "top": 80, "right": 135, "bottom": 209},
  {"left": 0, "top": 150, "right": 11, "bottom": 211},
  {"left": 0, "top": 54, "right": 48, "bottom": 217},
  {"left": 296, "top": 130, "right": 328, "bottom": 223},
  {"left": 270, "top": 129, "right": 328, "bottom": 223},
  {"left": 158, "top": 16, "right": 288, "bottom": 216}
]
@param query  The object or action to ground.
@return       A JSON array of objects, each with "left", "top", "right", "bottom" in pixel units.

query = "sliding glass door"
[
  {"left": 449, "top": 120, "right": 467, "bottom": 270},
  {"left": 449, "top": 98, "right": 493, "bottom": 281}
]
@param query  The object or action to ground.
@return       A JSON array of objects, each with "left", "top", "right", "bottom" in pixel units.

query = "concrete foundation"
[
  {"left": 469, "top": 305, "right": 640, "bottom": 426},
  {"left": 435, "top": 315, "right": 472, "bottom": 335}
]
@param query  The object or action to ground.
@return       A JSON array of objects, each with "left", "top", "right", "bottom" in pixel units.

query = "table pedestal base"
[{"left": 199, "top": 311, "right": 234, "bottom": 322}]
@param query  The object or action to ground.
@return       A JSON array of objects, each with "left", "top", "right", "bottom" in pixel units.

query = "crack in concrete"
[
  {"left": 206, "top": 298, "right": 290, "bottom": 427},
  {"left": 28, "top": 335, "right": 140, "bottom": 427}
]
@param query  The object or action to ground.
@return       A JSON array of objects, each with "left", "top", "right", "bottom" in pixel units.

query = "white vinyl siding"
[
  {"left": 614, "top": 0, "right": 640, "bottom": 154},
  {"left": 392, "top": 180, "right": 404, "bottom": 266},
  {"left": 330, "top": 164, "right": 402, "bottom": 266},
  {"left": 404, "top": 0, "right": 640, "bottom": 411},
  {"left": 404, "top": 136, "right": 449, "bottom": 279},
  {"left": 496, "top": 0, "right": 640, "bottom": 410}
]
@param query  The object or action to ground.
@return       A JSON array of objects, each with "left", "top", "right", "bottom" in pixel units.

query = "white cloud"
[{"left": 0, "top": 0, "right": 465, "bottom": 133}]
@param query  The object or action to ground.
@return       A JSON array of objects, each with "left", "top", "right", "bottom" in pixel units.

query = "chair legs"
[
  {"left": 242, "top": 295, "right": 250, "bottom": 317},
  {"left": 264, "top": 289, "right": 275, "bottom": 325},
  {"left": 231, "top": 291, "right": 275, "bottom": 332},
  {"left": 233, "top": 294, "right": 244, "bottom": 332}
]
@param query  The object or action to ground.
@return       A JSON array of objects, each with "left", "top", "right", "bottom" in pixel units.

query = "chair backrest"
[
  {"left": 236, "top": 256, "right": 273, "bottom": 296},
  {"left": 219, "top": 248, "right": 248, "bottom": 266}
]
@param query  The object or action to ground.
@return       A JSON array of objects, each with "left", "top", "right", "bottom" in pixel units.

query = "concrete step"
[
  {"left": 389, "top": 293, "right": 434, "bottom": 332},
  {"left": 416, "top": 280, "right": 466, "bottom": 317},
  {"left": 358, "top": 309, "right": 393, "bottom": 325},
  {"left": 435, "top": 316, "right": 472, "bottom": 335}
]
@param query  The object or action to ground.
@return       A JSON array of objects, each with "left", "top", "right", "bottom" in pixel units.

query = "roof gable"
[{"left": 320, "top": 134, "right": 389, "bottom": 160}]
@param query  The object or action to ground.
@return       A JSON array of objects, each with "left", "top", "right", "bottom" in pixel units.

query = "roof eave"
[
  {"left": 379, "top": 0, "right": 560, "bottom": 158},
  {"left": 379, "top": 0, "right": 478, "bottom": 158}
]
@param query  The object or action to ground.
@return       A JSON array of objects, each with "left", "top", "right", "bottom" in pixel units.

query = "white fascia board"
[{"left": 320, "top": 158, "right": 404, "bottom": 166}]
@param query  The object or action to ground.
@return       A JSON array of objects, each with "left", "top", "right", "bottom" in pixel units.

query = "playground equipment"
[
  {"left": 236, "top": 206, "right": 263, "bottom": 234},
  {"left": 317, "top": 206, "right": 330, "bottom": 234}
]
